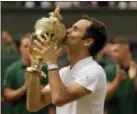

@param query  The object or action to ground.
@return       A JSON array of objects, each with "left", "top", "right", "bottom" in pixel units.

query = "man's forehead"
[
  {"left": 73, "top": 19, "right": 92, "bottom": 29},
  {"left": 111, "top": 44, "right": 120, "bottom": 48},
  {"left": 21, "top": 37, "right": 30, "bottom": 44},
  {"left": 111, "top": 44, "right": 128, "bottom": 51}
]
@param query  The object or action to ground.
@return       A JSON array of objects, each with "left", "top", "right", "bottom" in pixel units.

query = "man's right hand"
[{"left": 115, "top": 65, "right": 126, "bottom": 83}]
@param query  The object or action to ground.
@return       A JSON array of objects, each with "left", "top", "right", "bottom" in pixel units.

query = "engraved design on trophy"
[{"left": 26, "top": 7, "right": 66, "bottom": 78}]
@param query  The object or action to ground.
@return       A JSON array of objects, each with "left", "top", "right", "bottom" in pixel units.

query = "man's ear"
[{"left": 84, "top": 38, "right": 94, "bottom": 47}]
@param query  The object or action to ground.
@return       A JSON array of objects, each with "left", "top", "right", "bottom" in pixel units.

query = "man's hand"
[
  {"left": 129, "top": 61, "right": 137, "bottom": 80},
  {"left": 115, "top": 64, "right": 127, "bottom": 83},
  {"left": 106, "top": 64, "right": 126, "bottom": 100},
  {"left": 129, "top": 61, "right": 137, "bottom": 88},
  {"left": 30, "top": 34, "right": 62, "bottom": 65}
]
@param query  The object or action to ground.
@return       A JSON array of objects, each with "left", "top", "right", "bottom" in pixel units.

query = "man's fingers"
[
  {"left": 37, "top": 35, "right": 45, "bottom": 45},
  {"left": 43, "top": 34, "right": 50, "bottom": 40},
  {"left": 33, "top": 48, "right": 45, "bottom": 55},
  {"left": 33, "top": 39, "right": 44, "bottom": 49}
]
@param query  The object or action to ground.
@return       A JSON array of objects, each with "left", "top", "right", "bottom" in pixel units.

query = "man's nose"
[{"left": 66, "top": 28, "right": 71, "bottom": 34}]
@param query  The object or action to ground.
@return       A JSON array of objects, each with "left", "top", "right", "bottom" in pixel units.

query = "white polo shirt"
[{"left": 57, "top": 56, "right": 107, "bottom": 114}]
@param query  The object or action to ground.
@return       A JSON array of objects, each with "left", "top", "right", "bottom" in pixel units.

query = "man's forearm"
[
  {"left": 106, "top": 78, "right": 120, "bottom": 100},
  {"left": 26, "top": 71, "right": 44, "bottom": 110},
  {"left": 26, "top": 71, "right": 51, "bottom": 112},
  {"left": 48, "top": 69, "right": 70, "bottom": 106},
  {"left": 4, "top": 86, "right": 26, "bottom": 102}
]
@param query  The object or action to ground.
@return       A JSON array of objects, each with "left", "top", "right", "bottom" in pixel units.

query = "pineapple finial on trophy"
[{"left": 49, "top": 7, "right": 63, "bottom": 21}]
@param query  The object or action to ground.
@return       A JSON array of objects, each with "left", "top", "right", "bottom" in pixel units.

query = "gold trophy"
[{"left": 27, "top": 7, "right": 66, "bottom": 78}]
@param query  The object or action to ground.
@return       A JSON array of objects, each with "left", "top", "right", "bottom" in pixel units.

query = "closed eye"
[{"left": 72, "top": 26, "right": 78, "bottom": 31}]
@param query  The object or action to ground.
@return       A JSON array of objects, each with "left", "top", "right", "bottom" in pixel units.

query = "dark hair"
[
  {"left": 108, "top": 36, "right": 132, "bottom": 52},
  {"left": 19, "top": 33, "right": 31, "bottom": 46},
  {"left": 108, "top": 36, "right": 129, "bottom": 45},
  {"left": 21, "top": 33, "right": 31, "bottom": 40},
  {"left": 82, "top": 15, "right": 108, "bottom": 56}
]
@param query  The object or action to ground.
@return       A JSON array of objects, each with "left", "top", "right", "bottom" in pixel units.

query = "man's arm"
[
  {"left": 47, "top": 69, "right": 91, "bottom": 107},
  {"left": 26, "top": 71, "right": 52, "bottom": 112},
  {"left": 26, "top": 69, "right": 90, "bottom": 111},
  {"left": 3, "top": 67, "right": 27, "bottom": 102},
  {"left": 106, "top": 65, "right": 126, "bottom": 100},
  {"left": 4, "top": 86, "right": 26, "bottom": 102},
  {"left": 106, "top": 79, "right": 120, "bottom": 100}
]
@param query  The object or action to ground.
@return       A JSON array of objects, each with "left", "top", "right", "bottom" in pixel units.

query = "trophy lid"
[{"left": 34, "top": 7, "right": 65, "bottom": 36}]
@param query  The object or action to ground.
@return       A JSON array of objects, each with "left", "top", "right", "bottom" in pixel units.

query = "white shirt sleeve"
[
  {"left": 74, "top": 67, "right": 105, "bottom": 93},
  {"left": 59, "top": 66, "right": 70, "bottom": 83}
]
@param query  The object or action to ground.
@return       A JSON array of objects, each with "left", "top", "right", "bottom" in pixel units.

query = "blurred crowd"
[{"left": 2, "top": 1, "right": 137, "bottom": 9}]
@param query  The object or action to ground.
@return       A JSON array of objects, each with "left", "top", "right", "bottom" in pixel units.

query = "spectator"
[
  {"left": 1, "top": 30, "right": 19, "bottom": 85},
  {"left": 2, "top": 33, "right": 56, "bottom": 114},
  {"left": 105, "top": 36, "right": 137, "bottom": 114},
  {"left": 2, "top": 30, "right": 18, "bottom": 54}
]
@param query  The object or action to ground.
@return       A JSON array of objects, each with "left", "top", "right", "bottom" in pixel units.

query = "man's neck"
[
  {"left": 69, "top": 49, "right": 90, "bottom": 68},
  {"left": 21, "top": 57, "right": 30, "bottom": 67}
]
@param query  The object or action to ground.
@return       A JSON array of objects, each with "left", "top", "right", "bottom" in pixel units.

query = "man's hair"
[
  {"left": 108, "top": 36, "right": 129, "bottom": 45},
  {"left": 108, "top": 36, "right": 132, "bottom": 53},
  {"left": 82, "top": 15, "right": 108, "bottom": 56},
  {"left": 21, "top": 33, "right": 31, "bottom": 40},
  {"left": 19, "top": 33, "right": 31, "bottom": 46}
]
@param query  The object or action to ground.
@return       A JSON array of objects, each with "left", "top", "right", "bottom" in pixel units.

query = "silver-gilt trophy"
[{"left": 27, "top": 7, "right": 66, "bottom": 78}]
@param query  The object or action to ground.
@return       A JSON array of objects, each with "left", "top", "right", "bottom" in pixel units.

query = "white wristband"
[{"left": 48, "top": 64, "right": 58, "bottom": 70}]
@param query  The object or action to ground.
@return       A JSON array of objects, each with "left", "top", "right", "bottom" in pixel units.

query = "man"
[
  {"left": 26, "top": 16, "right": 107, "bottom": 114},
  {"left": 105, "top": 37, "right": 137, "bottom": 114},
  {"left": 1, "top": 30, "right": 19, "bottom": 82},
  {"left": 3, "top": 34, "right": 55, "bottom": 114}
]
